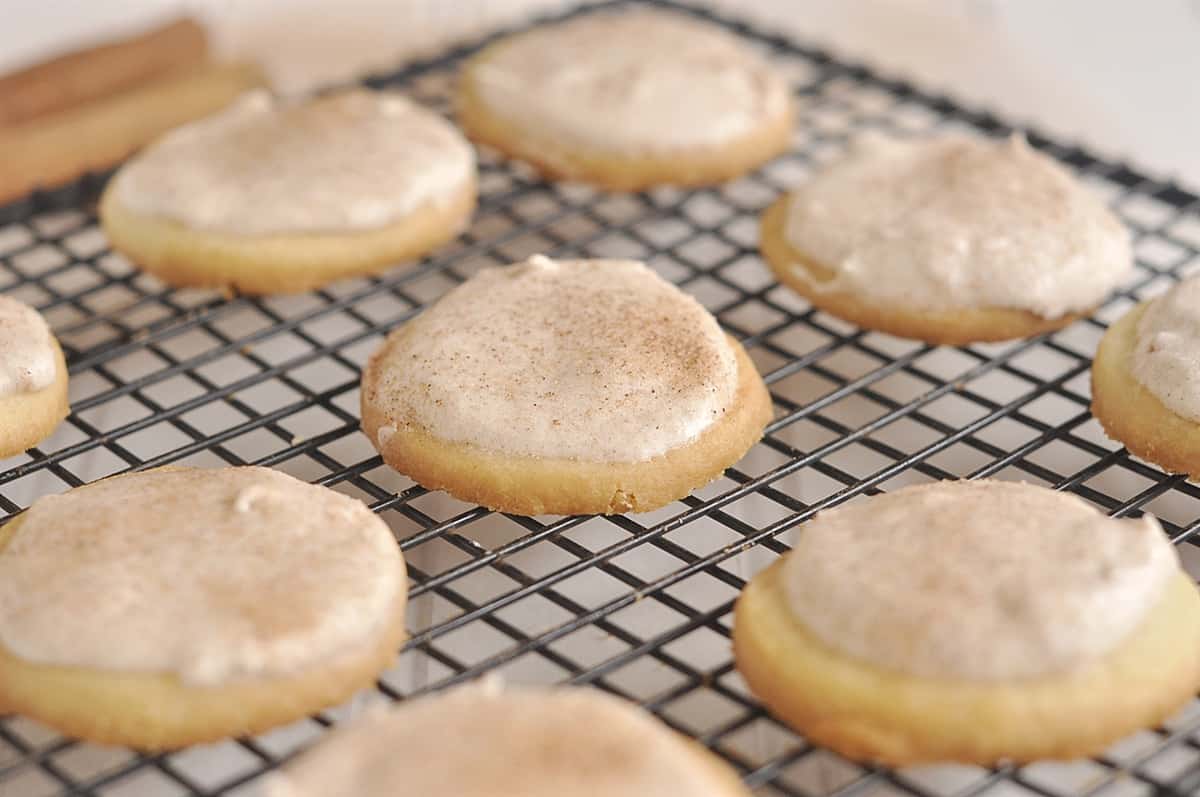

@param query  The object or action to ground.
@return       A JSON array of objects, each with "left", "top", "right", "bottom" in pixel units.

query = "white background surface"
[{"left": 3, "top": 0, "right": 1200, "bottom": 191}]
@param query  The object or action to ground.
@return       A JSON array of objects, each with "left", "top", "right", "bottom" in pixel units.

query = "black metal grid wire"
[{"left": 2, "top": 1, "right": 1200, "bottom": 795}]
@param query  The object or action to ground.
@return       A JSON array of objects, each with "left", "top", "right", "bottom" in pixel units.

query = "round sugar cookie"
[
  {"left": 759, "top": 133, "right": 1132, "bottom": 344},
  {"left": 263, "top": 681, "right": 750, "bottom": 796},
  {"left": 1093, "top": 277, "right": 1200, "bottom": 478},
  {"left": 0, "top": 295, "right": 69, "bottom": 458},
  {"left": 732, "top": 480, "right": 1200, "bottom": 765},
  {"left": 99, "top": 88, "right": 476, "bottom": 294},
  {"left": 361, "top": 255, "right": 772, "bottom": 516},
  {"left": 457, "top": 9, "right": 794, "bottom": 190},
  {"left": 0, "top": 466, "right": 408, "bottom": 750}
]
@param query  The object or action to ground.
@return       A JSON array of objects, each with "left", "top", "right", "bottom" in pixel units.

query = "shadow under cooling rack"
[{"left": 3, "top": 1, "right": 1200, "bottom": 795}]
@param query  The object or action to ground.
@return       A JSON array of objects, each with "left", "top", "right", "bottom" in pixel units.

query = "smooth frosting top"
[
  {"left": 471, "top": 9, "right": 790, "bottom": 153},
  {"left": 0, "top": 295, "right": 57, "bottom": 397},
  {"left": 0, "top": 466, "right": 406, "bottom": 686},
  {"left": 265, "top": 681, "right": 738, "bottom": 797},
  {"left": 783, "top": 133, "right": 1132, "bottom": 318},
  {"left": 781, "top": 480, "right": 1177, "bottom": 680},
  {"left": 1130, "top": 277, "right": 1200, "bottom": 422},
  {"left": 366, "top": 255, "right": 739, "bottom": 463},
  {"left": 113, "top": 89, "right": 475, "bottom": 236}
]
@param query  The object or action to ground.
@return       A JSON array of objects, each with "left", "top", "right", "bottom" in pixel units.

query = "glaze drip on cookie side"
[
  {"left": 0, "top": 467, "right": 405, "bottom": 685},
  {"left": 782, "top": 133, "right": 1131, "bottom": 318},
  {"left": 112, "top": 89, "right": 475, "bottom": 236},
  {"left": 1130, "top": 277, "right": 1200, "bottom": 422},
  {"left": 471, "top": 10, "right": 790, "bottom": 153},
  {"left": 265, "top": 682, "right": 738, "bottom": 796},
  {"left": 366, "top": 255, "right": 739, "bottom": 463},
  {"left": 781, "top": 480, "right": 1176, "bottom": 680},
  {"left": 0, "top": 296, "right": 56, "bottom": 397}
]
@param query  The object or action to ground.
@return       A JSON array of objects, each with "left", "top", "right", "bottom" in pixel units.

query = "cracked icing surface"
[
  {"left": 781, "top": 480, "right": 1177, "bottom": 680},
  {"left": 113, "top": 89, "right": 474, "bottom": 235},
  {"left": 265, "top": 681, "right": 740, "bottom": 796},
  {"left": 364, "top": 255, "right": 739, "bottom": 462},
  {"left": 0, "top": 295, "right": 56, "bottom": 397},
  {"left": 782, "top": 133, "right": 1131, "bottom": 318},
  {"left": 1131, "top": 277, "right": 1200, "bottom": 422},
  {"left": 471, "top": 9, "right": 790, "bottom": 153},
  {"left": 0, "top": 466, "right": 406, "bottom": 686}
]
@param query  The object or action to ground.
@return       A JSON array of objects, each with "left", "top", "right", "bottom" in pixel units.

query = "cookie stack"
[{"left": 0, "top": 6, "right": 1197, "bottom": 793}]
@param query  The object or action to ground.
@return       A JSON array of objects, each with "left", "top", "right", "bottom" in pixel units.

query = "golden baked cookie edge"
[
  {"left": 0, "top": 336, "right": 69, "bottom": 459},
  {"left": 455, "top": 48, "right": 794, "bottom": 191},
  {"left": 98, "top": 178, "right": 476, "bottom": 295},
  {"left": 759, "top": 196, "right": 1086, "bottom": 345},
  {"left": 1091, "top": 301, "right": 1200, "bottom": 479},
  {"left": 732, "top": 557, "right": 1200, "bottom": 765},
  {"left": 0, "top": 469, "right": 410, "bottom": 750},
  {"left": 361, "top": 334, "right": 772, "bottom": 516}
]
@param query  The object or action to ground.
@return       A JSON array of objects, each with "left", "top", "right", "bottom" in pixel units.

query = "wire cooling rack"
[{"left": 3, "top": 1, "right": 1200, "bottom": 795}]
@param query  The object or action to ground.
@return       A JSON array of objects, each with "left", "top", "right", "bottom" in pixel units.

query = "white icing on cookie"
[
  {"left": 365, "top": 255, "right": 739, "bottom": 463},
  {"left": 782, "top": 133, "right": 1131, "bottom": 318},
  {"left": 113, "top": 89, "right": 474, "bottom": 236},
  {"left": 471, "top": 9, "right": 790, "bottom": 153},
  {"left": 0, "top": 467, "right": 406, "bottom": 686},
  {"left": 264, "top": 683, "right": 737, "bottom": 796},
  {"left": 1130, "top": 277, "right": 1200, "bottom": 422},
  {"left": 781, "top": 480, "right": 1176, "bottom": 680},
  {"left": 0, "top": 295, "right": 57, "bottom": 397}
]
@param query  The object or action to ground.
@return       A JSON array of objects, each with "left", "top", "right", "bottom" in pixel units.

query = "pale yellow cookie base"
[
  {"left": 0, "top": 62, "right": 264, "bottom": 205},
  {"left": 733, "top": 559, "right": 1200, "bottom": 765},
  {"left": 361, "top": 336, "right": 772, "bottom": 516},
  {"left": 759, "top": 197, "right": 1085, "bottom": 345},
  {"left": 0, "top": 478, "right": 409, "bottom": 750},
  {"left": 1092, "top": 302, "right": 1200, "bottom": 479},
  {"left": 685, "top": 739, "right": 754, "bottom": 797},
  {"left": 0, "top": 337, "right": 69, "bottom": 459},
  {"left": 456, "top": 52, "right": 794, "bottom": 191},
  {"left": 99, "top": 180, "right": 476, "bottom": 295}
]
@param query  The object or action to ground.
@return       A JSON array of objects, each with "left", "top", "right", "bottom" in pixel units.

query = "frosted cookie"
[
  {"left": 457, "top": 9, "right": 793, "bottom": 190},
  {"left": 733, "top": 480, "right": 1200, "bottom": 765},
  {"left": 361, "top": 255, "right": 772, "bottom": 516},
  {"left": 264, "top": 681, "right": 750, "bottom": 796},
  {"left": 0, "top": 296, "right": 69, "bottom": 458},
  {"left": 0, "top": 466, "right": 408, "bottom": 749},
  {"left": 99, "top": 88, "right": 476, "bottom": 294},
  {"left": 1093, "top": 277, "right": 1200, "bottom": 478},
  {"left": 760, "top": 133, "right": 1132, "bottom": 344}
]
